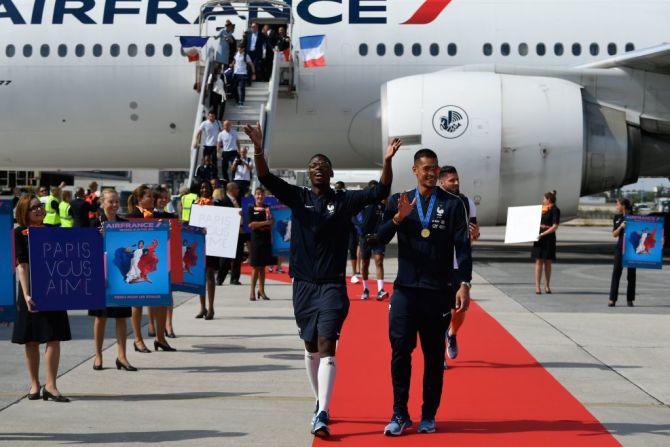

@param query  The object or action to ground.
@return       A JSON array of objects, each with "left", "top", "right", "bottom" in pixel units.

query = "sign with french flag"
[
  {"left": 299, "top": 35, "right": 326, "bottom": 67},
  {"left": 179, "top": 36, "right": 209, "bottom": 62}
]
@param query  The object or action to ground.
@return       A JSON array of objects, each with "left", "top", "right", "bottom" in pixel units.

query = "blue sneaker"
[
  {"left": 361, "top": 289, "right": 369, "bottom": 300},
  {"left": 383, "top": 414, "right": 412, "bottom": 436},
  {"left": 447, "top": 334, "right": 458, "bottom": 359},
  {"left": 418, "top": 418, "right": 436, "bottom": 433},
  {"left": 311, "top": 411, "right": 330, "bottom": 437}
]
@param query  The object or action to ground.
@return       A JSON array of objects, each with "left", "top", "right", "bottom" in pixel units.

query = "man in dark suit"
[
  {"left": 244, "top": 22, "right": 266, "bottom": 83},
  {"left": 263, "top": 25, "right": 277, "bottom": 81},
  {"left": 69, "top": 187, "right": 91, "bottom": 227},
  {"left": 216, "top": 181, "right": 245, "bottom": 285}
]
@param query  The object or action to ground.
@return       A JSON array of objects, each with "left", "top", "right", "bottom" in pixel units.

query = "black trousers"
[
  {"left": 389, "top": 286, "right": 452, "bottom": 419},
  {"left": 217, "top": 234, "right": 245, "bottom": 283},
  {"left": 609, "top": 249, "right": 636, "bottom": 302},
  {"left": 220, "top": 151, "right": 238, "bottom": 182}
]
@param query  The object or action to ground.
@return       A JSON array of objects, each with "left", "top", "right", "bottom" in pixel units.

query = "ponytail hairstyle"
[
  {"left": 617, "top": 197, "right": 633, "bottom": 213},
  {"left": 128, "top": 184, "right": 152, "bottom": 211},
  {"left": 544, "top": 190, "right": 557, "bottom": 204}
]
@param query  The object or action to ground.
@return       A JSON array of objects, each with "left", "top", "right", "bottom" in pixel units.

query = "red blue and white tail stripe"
[{"left": 299, "top": 35, "right": 326, "bottom": 68}]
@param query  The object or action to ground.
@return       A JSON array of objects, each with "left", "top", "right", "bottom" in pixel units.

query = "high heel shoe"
[
  {"left": 544, "top": 288, "right": 552, "bottom": 294},
  {"left": 154, "top": 340, "right": 177, "bottom": 352},
  {"left": 27, "top": 386, "right": 41, "bottom": 400},
  {"left": 250, "top": 295, "right": 257, "bottom": 301},
  {"left": 258, "top": 291, "right": 270, "bottom": 301},
  {"left": 195, "top": 309, "right": 207, "bottom": 319},
  {"left": 42, "top": 387, "right": 70, "bottom": 403},
  {"left": 93, "top": 361, "right": 103, "bottom": 371},
  {"left": 133, "top": 342, "right": 151, "bottom": 353},
  {"left": 205, "top": 310, "right": 214, "bottom": 320},
  {"left": 165, "top": 330, "right": 176, "bottom": 339},
  {"left": 116, "top": 358, "right": 138, "bottom": 371}
]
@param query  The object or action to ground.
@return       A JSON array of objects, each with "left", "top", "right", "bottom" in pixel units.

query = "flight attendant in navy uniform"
[
  {"left": 243, "top": 123, "right": 400, "bottom": 438},
  {"left": 376, "top": 148, "right": 472, "bottom": 436}
]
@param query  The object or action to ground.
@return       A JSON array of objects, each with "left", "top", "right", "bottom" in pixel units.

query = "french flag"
[
  {"left": 299, "top": 35, "right": 326, "bottom": 68},
  {"left": 179, "top": 36, "right": 209, "bottom": 62}
]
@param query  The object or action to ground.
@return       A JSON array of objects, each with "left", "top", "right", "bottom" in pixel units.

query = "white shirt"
[
  {"left": 217, "top": 129, "right": 239, "bottom": 152},
  {"left": 249, "top": 32, "right": 258, "bottom": 51},
  {"left": 199, "top": 120, "right": 221, "bottom": 146},
  {"left": 233, "top": 52, "right": 253, "bottom": 75},
  {"left": 234, "top": 157, "right": 253, "bottom": 181}
]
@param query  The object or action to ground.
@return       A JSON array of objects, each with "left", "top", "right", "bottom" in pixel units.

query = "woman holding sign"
[
  {"left": 12, "top": 194, "right": 72, "bottom": 402},
  {"left": 193, "top": 181, "right": 219, "bottom": 320},
  {"left": 609, "top": 198, "right": 636, "bottom": 307},
  {"left": 127, "top": 185, "right": 176, "bottom": 352},
  {"left": 89, "top": 189, "right": 137, "bottom": 371},
  {"left": 248, "top": 187, "right": 273, "bottom": 301},
  {"left": 531, "top": 191, "right": 560, "bottom": 294}
]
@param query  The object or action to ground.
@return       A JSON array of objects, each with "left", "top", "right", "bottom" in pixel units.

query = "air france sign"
[{"left": 0, "top": 0, "right": 454, "bottom": 25}]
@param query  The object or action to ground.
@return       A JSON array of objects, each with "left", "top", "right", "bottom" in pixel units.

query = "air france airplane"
[{"left": 1, "top": 0, "right": 670, "bottom": 223}]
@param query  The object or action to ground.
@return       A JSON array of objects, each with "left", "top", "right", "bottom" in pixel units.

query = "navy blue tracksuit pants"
[{"left": 389, "top": 286, "right": 453, "bottom": 419}]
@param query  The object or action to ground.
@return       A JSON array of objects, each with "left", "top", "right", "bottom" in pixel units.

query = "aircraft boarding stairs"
[{"left": 187, "top": 47, "right": 287, "bottom": 189}]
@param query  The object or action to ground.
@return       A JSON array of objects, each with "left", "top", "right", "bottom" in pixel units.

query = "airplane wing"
[{"left": 578, "top": 43, "right": 670, "bottom": 75}]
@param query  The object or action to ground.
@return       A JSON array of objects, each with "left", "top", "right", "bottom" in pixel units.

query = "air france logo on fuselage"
[
  {"left": 0, "top": 0, "right": 454, "bottom": 25},
  {"left": 432, "top": 106, "right": 468, "bottom": 139}
]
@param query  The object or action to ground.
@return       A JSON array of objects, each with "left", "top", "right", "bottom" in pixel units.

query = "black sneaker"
[{"left": 311, "top": 411, "right": 330, "bottom": 437}]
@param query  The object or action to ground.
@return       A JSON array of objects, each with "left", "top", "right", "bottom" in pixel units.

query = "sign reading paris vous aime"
[{"left": 28, "top": 227, "right": 105, "bottom": 311}]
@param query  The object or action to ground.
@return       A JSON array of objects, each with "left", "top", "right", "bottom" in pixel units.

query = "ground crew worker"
[
  {"left": 377, "top": 148, "right": 472, "bottom": 436},
  {"left": 43, "top": 186, "right": 62, "bottom": 227},
  {"left": 181, "top": 184, "right": 199, "bottom": 222},
  {"left": 58, "top": 190, "right": 74, "bottom": 228},
  {"left": 244, "top": 122, "right": 400, "bottom": 438}
]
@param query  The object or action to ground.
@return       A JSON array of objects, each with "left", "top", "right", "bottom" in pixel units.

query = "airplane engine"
[{"left": 381, "top": 71, "right": 641, "bottom": 225}]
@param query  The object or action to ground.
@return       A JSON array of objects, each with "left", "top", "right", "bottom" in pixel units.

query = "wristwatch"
[{"left": 460, "top": 281, "right": 472, "bottom": 289}]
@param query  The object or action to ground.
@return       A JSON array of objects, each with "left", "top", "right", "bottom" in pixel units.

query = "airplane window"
[
  {"left": 40, "top": 44, "right": 50, "bottom": 58},
  {"left": 572, "top": 43, "right": 581, "bottom": 56},
  {"left": 146, "top": 44, "right": 155, "bottom": 57},
  {"left": 500, "top": 43, "right": 510, "bottom": 56},
  {"left": 394, "top": 43, "right": 404, "bottom": 57},
  {"left": 111, "top": 44, "right": 120, "bottom": 57},
  {"left": 518, "top": 43, "right": 528, "bottom": 56},
  {"left": 163, "top": 44, "right": 173, "bottom": 57},
  {"left": 23, "top": 44, "right": 32, "bottom": 58},
  {"left": 429, "top": 43, "right": 439, "bottom": 56},
  {"left": 376, "top": 43, "right": 385, "bottom": 56},
  {"left": 93, "top": 44, "right": 103, "bottom": 57},
  {"left": 57, "top": 44, "right": 67, "bottom": 57},
  {"left": 625, "top": 42, "right": 635, "bottom": 52},
  {"left": 359, "top": 43, "right": 368, "bottom": 56},
  {"left": 75, "top": 44, "right": 85, "bottom": 57},
  {"left": 412, "top": 43, "right": 421, "bottom": 57},
  {"left": 483, "top": 43, "right": 492, "bottom": 56},
  {"left": 607, "top": 43, "right": 617, "bottom": 55},
  {"left": 554, "top": 43, "right": 564, "bottom": 56},
  {"left": 128, "top": 44, "right": 138, "bottom": 57},
  {"left": 589, "top": 43, "right": 599, "bottom": 56},
  {"left": 447, "top": 43, "right": 457, "bottom": 56},
  {"left": 5, "top": 44, "right": 15, "bottom": 58},
  {"left": 536, "top": 43, "right": 546, "bottom": 56}
]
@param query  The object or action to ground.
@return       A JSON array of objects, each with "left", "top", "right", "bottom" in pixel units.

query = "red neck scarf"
[{"left": 137, "top": 207, "right": 154, "bottom": 218}]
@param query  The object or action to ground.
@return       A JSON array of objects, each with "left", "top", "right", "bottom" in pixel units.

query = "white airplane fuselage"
[{"left": 1, "top": 0, "right": 670, "bottom": 223}]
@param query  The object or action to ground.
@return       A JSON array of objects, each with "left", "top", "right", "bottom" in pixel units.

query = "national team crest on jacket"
[{"left": 433, "top": 105, "right": 469, "bottom": 139}]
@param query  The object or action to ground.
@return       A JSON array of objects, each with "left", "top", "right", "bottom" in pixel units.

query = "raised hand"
[
  {"left": 395, "top": 191, "right": 416, "bottom": 222},
  {"left": 244, "top": 123, "right": 264, "bottom": 149},
  {"left": 384, "top": 138, "right": 402, "bottom": 162}
]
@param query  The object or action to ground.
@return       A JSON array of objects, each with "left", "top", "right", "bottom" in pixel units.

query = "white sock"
[
  {"left": 305, "top": 351, "right": 320, "bottom": 400},
  {"left": 377, "top": 279, "right": 384, "bottom": 291},
  {"left": 317, "top": 356, "right": 336, "bottom": 414},
  {"left": 363, "top": 279, "right": 369, "bottom": 290}
]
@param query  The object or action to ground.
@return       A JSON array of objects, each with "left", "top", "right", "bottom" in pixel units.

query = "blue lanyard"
[{"left": 415, "top": 188, "right": 436, "bottom": 230}]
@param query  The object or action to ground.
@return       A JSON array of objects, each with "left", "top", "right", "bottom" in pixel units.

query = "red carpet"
[{"left": 243, "top": 265, "right": 620, "bottom": 446}]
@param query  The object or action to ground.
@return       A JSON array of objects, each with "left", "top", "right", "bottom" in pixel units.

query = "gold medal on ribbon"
[{"left": 421, "top": 228, "right": 430, "bottom": 238}]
